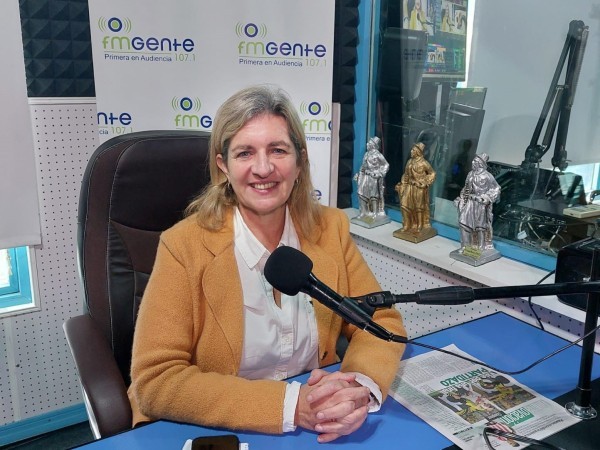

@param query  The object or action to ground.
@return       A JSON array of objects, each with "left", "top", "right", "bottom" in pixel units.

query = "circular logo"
[
  {"left": 308, "top": 102, "right": 322, "bottom": 116},
  {"left": 244, "top": 23, "right": 259, "bottom": 38},
  {"left": 108, "top": 17, "right": 123, "bottom": 32},
  {"left": 180, "top": 97, "right": 193, "bottom": 111}
]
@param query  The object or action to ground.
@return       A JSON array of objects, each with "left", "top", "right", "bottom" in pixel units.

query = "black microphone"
[{"left": 264, "top": 246, "right": 394, "bottom": 341}]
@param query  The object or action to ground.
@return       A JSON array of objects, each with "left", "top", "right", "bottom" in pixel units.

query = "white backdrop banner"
[{"left": 88, "top": 1, "right": 335, "bottom": 203}]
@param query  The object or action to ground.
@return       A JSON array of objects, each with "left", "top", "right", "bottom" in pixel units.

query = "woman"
[
  {"left": 128, "top": 85, "right": 405, "bottom": 443},
  {"left": 441, "top": 8, "right": 453, "bottom": 33},
  {"left": 409, "top": 0, "right": 428, "bottom": 31}
]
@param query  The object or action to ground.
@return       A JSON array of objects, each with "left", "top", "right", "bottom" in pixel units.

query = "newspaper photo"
[{"left": 389, "top": 345, "right": 580, "bottom": 449}]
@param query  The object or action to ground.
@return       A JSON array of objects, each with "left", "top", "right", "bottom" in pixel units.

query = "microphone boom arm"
[
  {"left": 521, "top": 20, "right": 588, "bottom": 171},
  {"left": 359, "top": 280, "right": 600, "bottom": 307}
]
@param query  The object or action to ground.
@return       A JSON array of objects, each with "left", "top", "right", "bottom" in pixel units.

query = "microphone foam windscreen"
[{"left": 264, "top": 246, "right": 313, "bottom": 295}]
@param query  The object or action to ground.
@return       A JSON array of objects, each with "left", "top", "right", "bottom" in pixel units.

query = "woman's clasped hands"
[{"left": 296, "top": 369, "right": 372, "bottom": 443}]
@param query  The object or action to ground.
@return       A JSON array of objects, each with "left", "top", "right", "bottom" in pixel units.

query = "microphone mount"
[{"left": 520, "top": 19, "right": 588, "bottom": 172}]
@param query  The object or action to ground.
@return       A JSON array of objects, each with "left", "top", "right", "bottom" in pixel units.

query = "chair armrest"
[{"left": 63, "top": 315, "right": 132, "bottom": 438}]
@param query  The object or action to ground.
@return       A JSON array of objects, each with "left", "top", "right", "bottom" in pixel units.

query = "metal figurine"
[
  {"left": 450, "top": 153, "right": 502, "bottom": 266},
  {"left": 352, "top": 136, "right": 391, "bottom": 228},
  {"left": 393, "top": 142, "right": 437, "bottom": 243}
]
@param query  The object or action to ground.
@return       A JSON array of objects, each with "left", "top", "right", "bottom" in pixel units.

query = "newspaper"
[{"left": 389, "top": 345, "right": 580, "bottom": 449}]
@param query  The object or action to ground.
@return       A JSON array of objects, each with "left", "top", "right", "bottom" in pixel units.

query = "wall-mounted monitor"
[{"left": 401, "top": 0, "right": 468, "bottom": 81}]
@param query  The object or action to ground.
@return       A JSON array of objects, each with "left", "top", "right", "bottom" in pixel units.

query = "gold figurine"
[{"left": 393, "top": 142, "right": 437, "bottom": 243}]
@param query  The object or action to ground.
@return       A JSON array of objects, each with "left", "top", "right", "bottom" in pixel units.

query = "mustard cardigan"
[{"left": 128, "top": 206, "right": 405, "bottom": 434}]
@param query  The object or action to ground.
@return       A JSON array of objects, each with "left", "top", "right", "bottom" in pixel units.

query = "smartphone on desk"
[{"left": 191, "top": 434, "right": 240, "bottom": 450}]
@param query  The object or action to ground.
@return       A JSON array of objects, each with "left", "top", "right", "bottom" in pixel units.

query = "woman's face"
[{"left": 216, "top": 114, "right": 301, "bottom": 223}]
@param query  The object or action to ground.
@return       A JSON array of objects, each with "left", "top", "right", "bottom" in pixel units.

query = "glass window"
[
  {"left": 0, "top": 246, "right": 35, "bottom": 312},
  {"left": 0, "top": 248, "right": 19, "bottom": 295},
  {"left": 364, "top": 0, "right": 600, "bottom": 269}
]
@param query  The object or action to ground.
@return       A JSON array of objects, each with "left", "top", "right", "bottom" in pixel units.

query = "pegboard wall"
[{"left": 0, "top": 100, "right": 98, "bottom": 426}]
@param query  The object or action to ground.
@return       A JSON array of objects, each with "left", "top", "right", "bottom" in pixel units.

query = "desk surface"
[{"left": 76, "top": 313, "right": 600, "bottom": 449}]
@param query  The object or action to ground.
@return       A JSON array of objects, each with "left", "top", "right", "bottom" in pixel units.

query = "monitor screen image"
[{"left": 402, "top": 0, "right": 468, "bottom": 81}]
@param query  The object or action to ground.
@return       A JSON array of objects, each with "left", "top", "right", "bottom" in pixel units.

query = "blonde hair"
[{"left": 185, "top": 84, "right": 322, "bottom": 239}]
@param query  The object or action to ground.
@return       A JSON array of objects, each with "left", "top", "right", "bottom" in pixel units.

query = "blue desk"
[{"left": 76, "top": 313, "right": 600, "bottom": 449}]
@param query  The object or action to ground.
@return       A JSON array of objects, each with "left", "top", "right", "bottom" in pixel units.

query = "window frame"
[{"left": 0, "top": 246, "right": 38, "bottom": 315}]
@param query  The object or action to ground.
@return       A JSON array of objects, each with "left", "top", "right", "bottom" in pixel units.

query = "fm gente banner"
[{"left": 88, "top": 1, "right": 335, "bottom": 204}]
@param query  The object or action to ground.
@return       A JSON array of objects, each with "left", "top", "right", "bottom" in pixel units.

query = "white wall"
[{"left": 469, "top": 1, "right": 600, "bottom": 166}]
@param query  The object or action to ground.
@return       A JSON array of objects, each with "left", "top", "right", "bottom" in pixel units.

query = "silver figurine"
[
  {"left": 352, "top": 136, "right": 391, "bottom": 228},
  {"left": 450, "top": 153, "right": 501, "bottom": 266}
]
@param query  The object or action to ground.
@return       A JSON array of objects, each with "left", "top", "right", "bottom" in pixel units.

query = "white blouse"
[
  {"left": 234, "top": 207, "right": 318, "bottom": 431},
  {"left": 232, "top": 207, "right": 381, "bottom": 432}
]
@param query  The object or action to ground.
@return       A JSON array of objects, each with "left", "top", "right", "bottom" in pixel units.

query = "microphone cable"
[
  {"left": 527, "top": 269, "right": 556, "bottom": 331},
  {"left": 389, "top": 320, "right": 600, "bottom": 376}
]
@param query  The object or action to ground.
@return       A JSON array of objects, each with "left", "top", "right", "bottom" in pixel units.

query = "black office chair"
[{"left": 63, "top": 130, "right": 211, "bottom": 439}]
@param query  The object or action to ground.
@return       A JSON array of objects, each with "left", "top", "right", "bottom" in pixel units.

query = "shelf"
[{"left": 344, "top": 208, "right": 588, "bottom": 322}]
